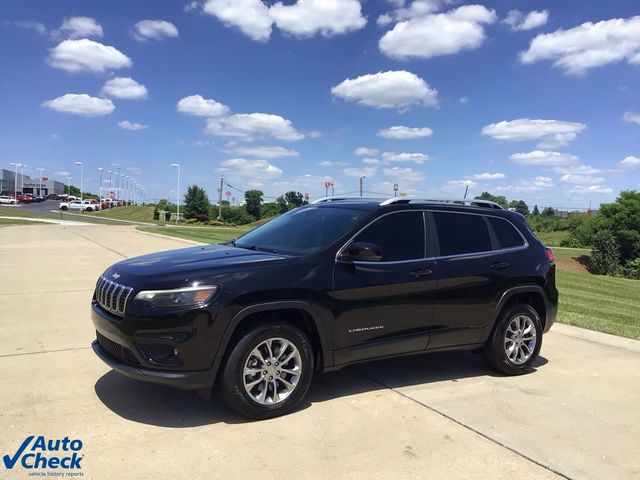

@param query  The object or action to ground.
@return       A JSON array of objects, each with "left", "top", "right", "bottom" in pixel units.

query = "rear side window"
[
  {"left": 353, "top": 211, "right": 424, "bottom": 261},
  {"left": 488, "top": 217, "right": 525, "bottom": 249},
  {"left": 434, "top": 212, "right": 491, "bottom": 256}
]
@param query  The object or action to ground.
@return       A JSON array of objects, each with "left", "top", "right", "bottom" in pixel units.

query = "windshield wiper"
[{"left": 236, "top": 244, "right": 281, "bottom": 254}]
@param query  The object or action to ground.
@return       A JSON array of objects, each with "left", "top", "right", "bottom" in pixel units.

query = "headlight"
[{"left": 134, "top": 285, "right": 218, "bottom": 308}]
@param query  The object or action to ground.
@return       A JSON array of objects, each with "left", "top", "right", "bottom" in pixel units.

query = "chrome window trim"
[{"left": 335, "top": 209, "right": 529, "bottom": 265}]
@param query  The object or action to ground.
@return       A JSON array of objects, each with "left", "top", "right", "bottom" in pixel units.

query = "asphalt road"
[{"left": 1, "top": 224, "right": 639, "bottom": 479}]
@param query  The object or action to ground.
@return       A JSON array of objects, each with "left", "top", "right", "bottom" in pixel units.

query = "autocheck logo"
[{"left": 3, "top": 435, "right": 83, "bottom": 470}]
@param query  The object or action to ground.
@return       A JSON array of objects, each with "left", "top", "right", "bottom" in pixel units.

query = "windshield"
[{"left": 234, "top": 206, "right": 367, "bottom": 255}]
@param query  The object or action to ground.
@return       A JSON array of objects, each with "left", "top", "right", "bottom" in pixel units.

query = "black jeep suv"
[{"left": 91, "top": 197, "right": 557, "bottom": 419}]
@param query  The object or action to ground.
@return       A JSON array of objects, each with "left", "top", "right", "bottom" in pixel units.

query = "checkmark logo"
[{"left": 3, "top": 435, "right": 34, "bottom": 469}]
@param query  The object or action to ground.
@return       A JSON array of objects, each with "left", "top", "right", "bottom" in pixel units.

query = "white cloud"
[
  {"left": 378, "top": 0, "right": 444, "bottom": 25},
  {"left": 362, "top": 158, "right": 380, "bottom": 165},
  {"left": 60, "top": 16, "right": 103, "bottom": 39},
  {"left": 520, "top": 16, "right": 640, "bottom": 75},
  {"left": 134, "top": 20, "right": 179, "bottom": 40},
  {"left": 472, "top": 172, "right": 505, "bottom": 180},
  {"left": 177, "top": 95, "right": 229, "bottom": 117},
  {"left": 217, "top": 158, "right": 283, "bottom": 179},
  {"left": 623, "top": 112, "right": 640, "bottom": 125},
  {"left": 202, "top": 0, "right": 273, "bottom": 42},
  {"left": 127, "top": 166, "right": 143, "bottom": 175},
  {"left": 55, "top": 171, "right": 71, "bottom": 177},
  {"left": 382, "top": 151, "right": 429, "bottom": 164},
  {"left": 15, "top": 20, "right": 47, "bottom": 36},
  {"left": 118, "top": 120, "right": 148, "bottom": 130},
  {"left": 502, "top": 10, "right": 548, "bottom": 31},
  {"left": 270, "top": 0, "right": 366, "bottom": 38},
  {"left": 354, "top": 147, "right": 378, "bottom": 156},
  {"left": 482, "top": 118, "right": 586, "bottom": 148},
  {"left": 101, "top": 77, "right": 148, "bottom": 100},
  {"left": 442, "top": 179, "right": 477, "bottom": 192},
  {"left": 377, "top": 125, "right": 433, "bottom": 139},
  {"left": 383, "top": 166, "right": 425, "bottom": 182},
  {"left": 332, "top": 70, "right": 438, "bottom": 110},
  {"left": 343, "top": 166, "right": 377, "bottom": 177},
  {"left": 459, "top": 96, "right": 470, "bottom": 104},
  {"left": 206, "top": 113, "right": 304, "bottom": 141},
  {"left": 192, "top": 140, "right": 216, "bottom": 147},
  {"left": 379, "top": 5, "right": 496, "bottom": 60},
  {"left": 223, "top": 145, "right": 299, "bottom": 158},
  {"left": 510, "top": 150, "right": 580, "bottom": 166},
  {"left": 42, "top": 94, "right": 115, "bottom": 116},
  {"left": 318, "top": 161, "right": 335, "bottom": 167},
  {"left": 47, "top": 39, "right": 132, "bottom": 73},
  {"left": 307, "top": 130, "right": 322, "bottom": 138},
  {"left": 570, "top": 185, "right": 613, "bottom": 195},
  {"left": 620, "top": 156, "right": 640, "bottom": 169},
  {"left": 494, "top": 176, "right": 555, "bottom": 192}
]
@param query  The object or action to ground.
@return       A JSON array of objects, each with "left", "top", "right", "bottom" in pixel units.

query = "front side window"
[
  {"left": 488, "top": 217, "right": 525, "bottom": 249},
  {"left": 235, "top": 206, "right": 366, "bottom": 255},
  {"left": 434, "top": 212, "right": 491, "bottom": 256},
  {"left": 352, "top": 211, "right": 425, "bottom": 261}
]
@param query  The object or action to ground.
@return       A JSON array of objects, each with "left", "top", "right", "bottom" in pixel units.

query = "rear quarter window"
[
  {"left": 488, "top": 217, "right": 525, "bottom": 249},
  {"left": 433, "top": 212, "right": 491, "bottom": 256}
]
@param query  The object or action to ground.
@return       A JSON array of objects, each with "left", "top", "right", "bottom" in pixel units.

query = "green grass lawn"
[
  {"left": 534, "top": 230, "right": 570, "bottom": 246},
  {"left": 86, "top": 205, "right": 158, "bottom": 223},
  {"left": 0, "top": 217, "right": 43, "bottom": 226},
  {"left": 137, "top": 225, "right": 250, "bottom": 243}
]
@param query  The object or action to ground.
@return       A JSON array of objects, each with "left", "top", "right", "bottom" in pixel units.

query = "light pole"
[
  {"left": 36, "top": 168, "right": 44, "bottom": 196},
  {"left": 20, "top": 164, "right": 28, "bottom": 193},
  {"left": 107, "top": 170, "right": 113, "bottom": 198},
  {"left": 359, "top": 176, "right": 366, "bottom": 197},
  {"left": 114, "top": 171, "right": 119, "bottom": 204},
  {"left": 123, "top": 175, "right": 129, "bottom": 204},
  {"left": 66, "top": 176, "right": 72, "bottom": 196},
  {"left": 10, "top": 162, "right": 22, "bottom": 198},
  {"left": 116, "top": 167, "right": 121, "bottom": 202},
  {"left": 74, "top": 162, "right": 84, "bottom": 202},
  {"left": 98, "top": 168, "right": 104, "bottom": 200},
  {"left": 171, "top": 163, "right": 180, "bottom": 223}
]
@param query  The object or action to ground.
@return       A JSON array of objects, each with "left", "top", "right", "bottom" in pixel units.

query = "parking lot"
[{"left": 1, "top": 223, "right": 639, "bottom": 479}]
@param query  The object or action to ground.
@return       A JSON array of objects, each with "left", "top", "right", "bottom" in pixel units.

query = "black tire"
[
  {"left": 61, "top": 206, "right": 68, "bottom": 210},
  {"left": 483, "top": 303, "right": 543, "bottom": 375},
  {"left": 221, "top": 322, "right": 314, "bottom": 419}
]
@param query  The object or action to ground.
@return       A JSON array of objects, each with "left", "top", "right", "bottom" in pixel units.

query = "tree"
[
  {"left": 532, "top": 205, "right": 540, "bottom": 215},
  {"left": 476, "top": 192, "right": 508, "bottom": 208},
  {"left": 275, "top": 196, "right": 288, "bottom": 214},
  {"left": 284, "top": 191, "right": 304, "bottom": 208},
  {"left": 542, "top": 207, "right": 555, "bottom": 216},
  {"left": 183, "top": 185, "right": 210, "bottom": 221},
  {"left": 261, "top": 202, "right": 280, "bottom": 218},
  {"left": 514, "top": 200, "right": 529, "bottom": 216},
  {"left": 590, "top": 228, "right": 620, "bottom": 275},
  {"left": 598, "top": 190, "right": 640, "bottom": 262},
  {"left": 244, "top": 189, "right": 264, "bottom": 220}
]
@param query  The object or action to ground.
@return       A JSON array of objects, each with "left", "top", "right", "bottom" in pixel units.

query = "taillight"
[{"left": 545, "top": 248, "right": 555, "bottom": 263}]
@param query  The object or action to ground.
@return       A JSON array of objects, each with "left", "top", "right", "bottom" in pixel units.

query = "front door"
[{"left": 330, "top": 211, "right": 437, "bottom": 365}]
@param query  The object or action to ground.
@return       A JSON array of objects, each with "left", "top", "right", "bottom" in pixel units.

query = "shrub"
[
  {"left": 153, "top": 208, "right": 159, "bottom": 220},
  {"left": 186, "top": 218, "right": 198, "bottom": 224},
  {"left": 560, "top": 237, "right": 583, "bottom": 248},
  {"left": 622, "top": 258, "right": 640, "bottom": 280},
  {"left": 590, "top": 228, "right": 620, "bottom": 276}
]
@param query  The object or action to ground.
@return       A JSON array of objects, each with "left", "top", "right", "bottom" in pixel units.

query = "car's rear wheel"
[
  {"left": 61, "top": 206, "right": 68, "bottom": 210},
  {"left": 483, "top": 303, "right": 542, "bottom": 375},
  {"left": 221, "top": 323, "right": 313, "bottom": 419}
]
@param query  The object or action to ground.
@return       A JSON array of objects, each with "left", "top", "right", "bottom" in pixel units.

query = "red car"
[{"left": 15, "top": 194, "right": 32, "bottom": 203}]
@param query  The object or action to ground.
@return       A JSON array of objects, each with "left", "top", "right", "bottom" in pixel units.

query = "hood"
[{"left": 104, "top": 244, "right": 291, "bottom": 286}]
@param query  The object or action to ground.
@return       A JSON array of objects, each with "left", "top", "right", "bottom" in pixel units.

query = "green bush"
[
  {"left": 559, "top": 237, "right": 583, "bottom": 248},
  {"left": 590, "top": 229, "right": 620, "bottom": 276},
  {"left": 622, "top": 258, "right": 640, "bottom": 280},
  {"left": 186, "top": 218, "right": 199, "bottom": 224}
]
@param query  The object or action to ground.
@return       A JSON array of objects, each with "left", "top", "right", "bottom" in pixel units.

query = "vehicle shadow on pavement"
[{"left": 94, "top": 351, "right": 548, "bottom": 426}]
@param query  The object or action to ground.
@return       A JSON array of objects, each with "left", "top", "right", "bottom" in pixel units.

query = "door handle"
[
  {"left": 490, "top": 262, "right": 510, "bottom": 270},
  {"left": 410, "top": 269, "right": 433, "bottom": 278}
]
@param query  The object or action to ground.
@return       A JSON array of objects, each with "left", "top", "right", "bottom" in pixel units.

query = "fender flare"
[
  {"left": 209, "top": 300, "right": 332, "bottom": 385},
  {"left": 480, "top": 285, "right": 547, "bottom": 341}
]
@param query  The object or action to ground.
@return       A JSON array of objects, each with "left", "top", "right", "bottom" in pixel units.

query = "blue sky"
[{"left": 1, "top": 0, "right": 639, "bottom": 208}]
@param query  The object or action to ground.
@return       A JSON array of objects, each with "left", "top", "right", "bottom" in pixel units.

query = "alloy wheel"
[{"left": 503, "top": 314, "right": 537, "bottom": 365}]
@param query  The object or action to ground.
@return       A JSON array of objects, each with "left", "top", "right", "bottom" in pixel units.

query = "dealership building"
[{"left": 0, "top": 169, "right": 65, "bottom": 196}]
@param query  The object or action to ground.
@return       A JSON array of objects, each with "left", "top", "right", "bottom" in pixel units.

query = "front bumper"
[{"left": 92, "top": 340, "right": 213, "bottom": 389}]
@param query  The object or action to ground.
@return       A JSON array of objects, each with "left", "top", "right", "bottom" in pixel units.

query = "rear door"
[
  {"left": 429, "top": 211, "right": 507, "bottom": 349},
  {"left": 331, "top": 210, "right": 437, "bottom": 365}
]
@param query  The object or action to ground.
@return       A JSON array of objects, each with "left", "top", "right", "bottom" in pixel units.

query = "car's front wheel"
[
  {"left": 221, "top": 323, "right": 314, "bottom": 419},
  {"left": 483, "top": 303, "right": 542, "bottom": 375},
  {"left": 60, "top": 206, "right": 68, "bottom": 210}
]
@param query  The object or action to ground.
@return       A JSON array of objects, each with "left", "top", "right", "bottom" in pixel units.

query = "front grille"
[
  {"left": 95, "top": 276, "right": 133, "bottom": 316},
  {"left": 96, "top": 331, "right": 140, "bottom": 366}
]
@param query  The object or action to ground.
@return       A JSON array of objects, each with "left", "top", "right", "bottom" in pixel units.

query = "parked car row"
[{"left": 0, "top": 193, "right": 46, "bottom": 204}]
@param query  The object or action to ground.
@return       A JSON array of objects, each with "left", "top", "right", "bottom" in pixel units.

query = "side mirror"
[{"left": 342, "top": 242, "right": 383, "bottom": 262}]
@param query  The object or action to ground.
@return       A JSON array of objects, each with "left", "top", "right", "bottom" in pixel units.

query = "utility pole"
[
  {"left": 359, "top": 176, "right": 365, "bottom": 197},
  {"left": 393, "top": 183, "right": 398, "bottom": 197},
  {"left": 217, "top": 176, "right": 224, "bottom": 220}
]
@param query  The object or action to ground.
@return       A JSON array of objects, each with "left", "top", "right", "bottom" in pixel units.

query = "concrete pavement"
[{"left": 1, "top": 224, "right": 639, "bottom": 479}]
